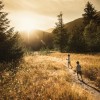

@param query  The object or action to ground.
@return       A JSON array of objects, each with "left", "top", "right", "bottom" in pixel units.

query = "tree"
[
  {"left": 53, "top": 12, "right": 68, "bottom": 52},
  {"left": 94, "top": 12, "right": 100, "bottom": 25},
  {"left": 84, "top": 20, "right": 100, "bottom": 52},
  {"left": 0, "top": 1, "right": 24, "bottom": 63},
  {"left": 82, "top": 2, "right": 100, "bottom": 52},
  {"left": 68, "top": 27, "right": 86, "bottom": 52},
  {"left": 82, "top": 1, "right": 96, "bottom": 25}
]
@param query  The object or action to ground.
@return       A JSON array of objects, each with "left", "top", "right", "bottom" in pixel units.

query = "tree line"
[
  {"left": 0, "top": 1, "right": 24, "bottom": 71},
  {"left": 53, "top": 1, "right": 100, "bottom": 53}
]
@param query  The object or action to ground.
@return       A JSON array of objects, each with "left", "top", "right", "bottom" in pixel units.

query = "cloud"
[
  {"left": 3, "top": 0, "right": 100, "bottom": 30},
  {"left": 3, "top": 0, "right": 100, "bottom": 15}
]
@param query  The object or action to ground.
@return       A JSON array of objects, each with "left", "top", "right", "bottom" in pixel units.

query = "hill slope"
[
  {"left": 64, "top": 11, "right": 100, "bottom": 32},
  {"left": 64, "top": 18, "right": 84, "bottom": 32},
  {"left": 21, "top": 30, "right": 53, "bottom": 50}
]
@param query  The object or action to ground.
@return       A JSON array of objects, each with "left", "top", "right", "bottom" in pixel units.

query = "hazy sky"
[{"left": 3, "top": 0, "right": 100, "bottom": 31}]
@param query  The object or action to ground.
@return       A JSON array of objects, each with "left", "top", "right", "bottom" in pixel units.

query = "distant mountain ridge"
[
  {"left": 46, "top": 28, "right": 54, "bottom": 33},
  {"left": 21, "top": 29, "right": 53, "bottom": 50},
  {"left": 64, "top": 18, "right": 84, "bottom": 33}
]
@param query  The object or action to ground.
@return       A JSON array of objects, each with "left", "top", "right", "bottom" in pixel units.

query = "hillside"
[
  {"left": 46, "top": 28, "right": 54, "bottom": 33},
  {"left": 64, "top": 11, "right": 100, "bottom": 32},
  {"left": 21, "top": 30, "right": 53, "bottom": 50},
  {"left": 64, "top": 18, "right": 84, "bottom": 32}
]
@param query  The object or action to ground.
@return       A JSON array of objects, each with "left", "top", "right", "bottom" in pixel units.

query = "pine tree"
[
  {"left": 82, "top": 2, "right": 100, "bottom": 52},
  {"left": 0, "top": 1, "right": 24, "bottom": 62},
  {"left": 84, "top": 20, "right": 100, "bottom": 52},
  {"left": 53, "top": 12, "right": 68, "bottom": 52},
  {"left": 68, "top": 27, "right": 86, "bottom": 52},
  {"left": 82, "top": 1, "right": 96, "bottom": 25}
]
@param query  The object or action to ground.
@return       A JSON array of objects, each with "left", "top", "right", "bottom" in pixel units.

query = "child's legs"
[
  {"left": 68, "top": 62, "right": 70, "bottom": 68},
  {"left": 78, "top": 71, "right": 83, "bottom": 80},
  {"left": 77, "top": 72, "right": 79, "bottom": 78},
  {"left": 80, "top": 72, "right": 83, "bottom": 79},
  {"left": 69, "top": 63, "right": 73, "bottom": 68}
]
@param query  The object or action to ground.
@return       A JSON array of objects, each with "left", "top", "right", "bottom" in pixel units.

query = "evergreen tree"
[
  {"left": 84, "top": 20, "right": 100, "bottom": 52},
  {"left": 83, "top": 2, "right": 100, "bottom": 52},
  {"left": 82, "top": 1, "right": 96, "bottom": 25},
  {"left": 0, "top": 1, "right": 24, "bottom": 62},
  {"left": 53, "top": 12, "right": 68, "bottom": 52},
  {"left": 68, "top": 27, "right": 86, "bottom": 52},
  {"left": 94, "top": 12, "right": 100, "bottom": 25}
]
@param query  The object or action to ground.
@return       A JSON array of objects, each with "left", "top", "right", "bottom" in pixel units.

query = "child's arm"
[{"left": 66, "top": 58, "right": 68, "bottom": 60}]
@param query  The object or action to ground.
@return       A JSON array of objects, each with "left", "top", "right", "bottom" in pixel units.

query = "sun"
[{"left": 13, "top": 13, "right": 37, "bottom": 32}]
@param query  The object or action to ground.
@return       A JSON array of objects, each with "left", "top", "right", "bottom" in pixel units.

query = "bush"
[
  {"left": 96, "top": 77, "right": 100, "bottom": 89},
  {"left": 84, "top": 67, "right": 98, "bottom": 81}
]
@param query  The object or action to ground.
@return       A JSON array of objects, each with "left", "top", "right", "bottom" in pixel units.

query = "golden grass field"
[
  {"left": 0, "top": 52, "right": 100, "bottom": 100},
  {"left": 49, "top": 52, "right": 100, "bottom": 87}
]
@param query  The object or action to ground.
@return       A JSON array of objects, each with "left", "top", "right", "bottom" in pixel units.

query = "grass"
[
  {"left": 49, "top": 52, "right": 100, "bottom": 89},
  {"left": 0, "top": 53, "right": 96, "bottom": 100}
]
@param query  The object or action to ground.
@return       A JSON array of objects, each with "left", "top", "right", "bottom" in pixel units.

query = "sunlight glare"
[{"left": 13, "top": 13, "right": 36, "bottom": 32}]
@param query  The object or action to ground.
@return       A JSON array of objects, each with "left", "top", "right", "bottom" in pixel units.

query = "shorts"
[
  {"left": 68, "top": 62, "right": 70, "bottom": 64},
  {"left": 77, "top": 71, "right": 82, "bottom": 75}
]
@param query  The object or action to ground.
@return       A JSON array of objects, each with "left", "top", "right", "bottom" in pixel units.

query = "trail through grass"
[{"left": 0, "top": 52, "right": 100, "bottom": 100}]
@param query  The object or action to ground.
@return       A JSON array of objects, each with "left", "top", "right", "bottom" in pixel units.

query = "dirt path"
[{"left": 46, "top": 56, "right": 100, "bottom": 100}]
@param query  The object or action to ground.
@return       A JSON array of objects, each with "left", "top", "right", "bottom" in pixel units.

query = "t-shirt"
[
  {"left": 76, "top": 64, "right": 81, "bottom": 72},
  {"left": 67, "top": 56, "right": 70, "bottom": 63}
]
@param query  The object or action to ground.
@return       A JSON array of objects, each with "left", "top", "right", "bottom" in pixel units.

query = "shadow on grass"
[{"left": 79, "top": 79, "right": 100, "bottom": 93}]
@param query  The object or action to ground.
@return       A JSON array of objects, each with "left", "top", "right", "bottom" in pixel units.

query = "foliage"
[
  {"left": 68, "top": 27, "right": 86, "bottom": 52},
  {"left": 96, "top": 77, "right": 100, "bottom": 88},
  {"left": 53, "top": 12, "right": 68, "bottom": 52},
  {"left": 52, "top": 2, "right": 99, "bottom": 53},
  {"left": 84, "top": 67, "right": 98, "bottom": 81},
  {"left": 0, "top": 1, "right": 24, "bottom": 71},
  {"left": 82, "top": 1, "right": 96, "bottom": 25},
  {"left": 84, "top": 20, "right": 100, "bottom": 52},
  {"left": 65, "top": 1, "right": 99, "bottom": 53}
]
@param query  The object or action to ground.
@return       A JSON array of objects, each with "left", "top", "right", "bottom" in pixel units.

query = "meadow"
[
  {"left": 49, "top": 52, "right": 100, "bottom": 89},
  {"left": 0, "top": 52, "right": 100, "bottom": 100}
]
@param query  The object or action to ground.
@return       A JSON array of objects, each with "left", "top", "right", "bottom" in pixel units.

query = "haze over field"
[{"left": 3, "top": 0, "right": 100, "bottom": 31}]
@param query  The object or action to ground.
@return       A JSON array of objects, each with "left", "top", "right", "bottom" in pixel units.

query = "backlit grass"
[
  {"left": 0, "top": 54, "right": 93, "bottom": 100},
  {"left": 49, "top": 52, "right": 100, "bottom": 88}
]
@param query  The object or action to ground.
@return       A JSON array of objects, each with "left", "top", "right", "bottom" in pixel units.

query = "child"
[
  {"left": 66, "top": 54, "right": 72, "bottom": 68},
  {"left": 76, "top": 61, "right": 83, "bottom": 80}
]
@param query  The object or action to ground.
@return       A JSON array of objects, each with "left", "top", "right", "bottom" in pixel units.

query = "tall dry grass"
[
  {"left": 0, "top": 54, "right": 93, "bottom": 100},
  {"left": 49, "top": 52, "right": 100, "bottom": 89}
]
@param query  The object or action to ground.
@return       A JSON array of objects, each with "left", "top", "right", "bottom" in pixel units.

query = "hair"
[
  {"left": 76, "top": 61, "right": 79, "bottom": 64},
  {"left": 68, "top": 54, "right": 70, "bottom": 56}
]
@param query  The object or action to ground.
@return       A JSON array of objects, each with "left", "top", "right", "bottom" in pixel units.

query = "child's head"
[
  {"left": 76, "top": 61, "right": 79, "bottom": 64},
  {"left": 68, "top": 54, "right": 70, "bottom": 56}
]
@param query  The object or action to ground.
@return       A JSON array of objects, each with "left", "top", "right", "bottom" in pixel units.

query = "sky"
[{"left": 2, "top": 0, "right": 100, "bottom": 31}]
